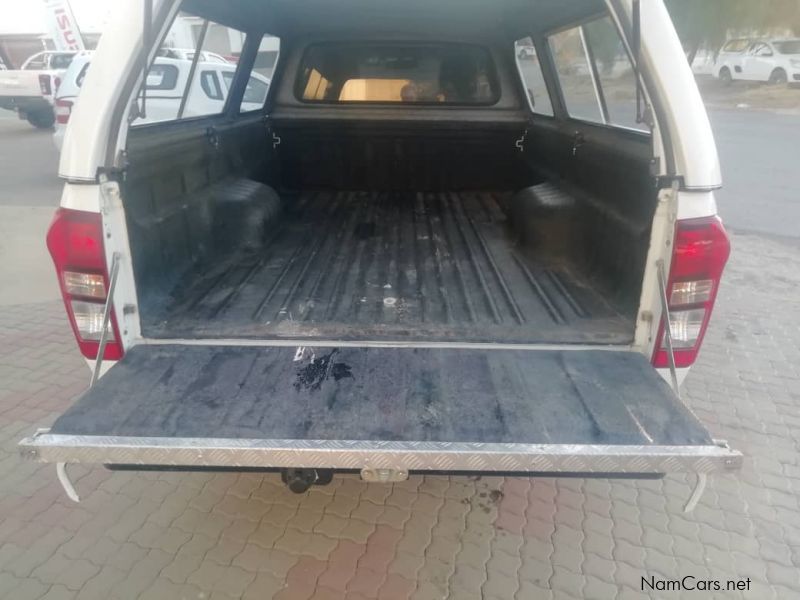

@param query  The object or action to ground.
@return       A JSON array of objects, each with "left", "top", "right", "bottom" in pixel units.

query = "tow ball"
[{"left": 280, "top": 468, "right": 333, "bottom": 493}]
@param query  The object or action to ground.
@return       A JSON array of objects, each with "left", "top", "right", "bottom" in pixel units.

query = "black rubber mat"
[
  {"left": 52, "top": 345, "right": 711, "bottom": 447},
  {"left": 146, "top": 191, "right": 631, "bottom": 344}
]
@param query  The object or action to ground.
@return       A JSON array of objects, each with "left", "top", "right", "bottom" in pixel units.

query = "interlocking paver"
[
  {"left": 138, "top": 578, "right": 206, "bottom": 600},
  {"left": 38, "top": 584, "right": 76, "bottom": 600},
  {"left": 161, "top": 553, "right": 204, "bottom": 584},
  {"left": 109, "top": 548, "right": 173, "bottom": 598},
  {"left": 2, "top": 233, "right": 800, "bottom": 599},
  {"left": 242, "top": 572, "right": 286, "bottom": 599},
  {"left": 73, "top": 565, "right": 127, "bottom": 600},
  {"left": 205, "top": 536, "right": 247, "bottom": 566},
  {"left": 248, "top": 520, "right": 285, "bottom": 549},
  {"left": 338, "top": 517, "right": 376, "bottom": 544},
  {"left": 6, "top": 578, "right": 49, "bottom": 600},
  {"left": 301, "top": 533, "right": 339, "bottom": 561}
]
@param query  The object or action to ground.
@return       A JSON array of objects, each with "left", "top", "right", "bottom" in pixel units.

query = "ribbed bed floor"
[{"left": 147, "top": 191, "right": 631, "bottom": 344}]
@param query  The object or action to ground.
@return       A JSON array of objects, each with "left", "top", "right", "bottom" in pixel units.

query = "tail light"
[
  {"left": 46, "top": 208, "right": 123, "bottom": 361},
  {"left": 652, "top": 216, "right": 730, "bottom": 368},
  {"left": 39, "top": 74, "right": 52, "bottom": 96},
  {"left": 55, "top": 99, "right": 73, "bottom": 125}
]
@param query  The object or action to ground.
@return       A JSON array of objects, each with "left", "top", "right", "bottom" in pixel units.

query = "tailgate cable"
[
  {"left": 657, "top": 256, "right": 707, "bottom": 512},
  {"left": 656, "top": 259, "right": 679, "bottom": 396},
  {"left": 56, "top": 251, "right": 122, "bottom": 503}
]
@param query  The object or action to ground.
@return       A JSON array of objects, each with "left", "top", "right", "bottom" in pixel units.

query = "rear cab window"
[
  {"left": 50, "top": 53, "right": 75, "bottom": 70},
  {"left": 296, "top": 43, "right": 500, "bottom": 105},
  {"left": 146, "top": 64, "right": 179, "bottom": 91}
]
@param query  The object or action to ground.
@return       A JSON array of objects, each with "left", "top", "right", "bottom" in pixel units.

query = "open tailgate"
[{"left": 20, "top": 345, "right": 741, "bottom": 475}]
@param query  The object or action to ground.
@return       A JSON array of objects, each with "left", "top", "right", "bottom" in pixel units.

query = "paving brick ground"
[{"left": 1, "top": 231, "right": 799, "bottom": 599}]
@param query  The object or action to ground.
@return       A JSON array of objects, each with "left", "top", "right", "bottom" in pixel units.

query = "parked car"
[
  {"left": 22, "top": 0, "right": 740, "bottom": 499},
  {"left": 716, "top": 38, "right": 800, "bottom": 85},
  {"left": 0, "top": 50, "right": 77, "bottom": 128},
  {"left": 53, "top": 53, "right": 269, "bottom": 151}
]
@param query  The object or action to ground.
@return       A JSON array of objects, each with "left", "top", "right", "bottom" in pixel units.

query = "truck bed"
[{"left": 145, "top": 190, "right": 631, "bottom": 344}]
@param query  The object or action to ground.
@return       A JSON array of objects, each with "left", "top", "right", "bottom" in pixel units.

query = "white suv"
[{"left": 716, "top": 38, "right": 800, "bottom": 85}]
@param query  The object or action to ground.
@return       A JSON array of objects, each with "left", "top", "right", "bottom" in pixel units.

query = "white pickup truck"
[
  {"left": 53, "top": 52, "right": 270, "bottom": 151},
  {"left": 22, "top": 0, "right": 741, "bottom": 500},
  {"left": 0, "top": 50, "right": 76, "bottom": 128}
]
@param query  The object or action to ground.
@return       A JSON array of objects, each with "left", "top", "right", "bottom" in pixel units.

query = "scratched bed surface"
[{"left": 143, "top": 191, "right": 632, "bottom": 345}]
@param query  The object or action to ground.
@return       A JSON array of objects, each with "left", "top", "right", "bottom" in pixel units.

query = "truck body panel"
[{"left": 25, "top": 0, "right": 740, "bottom": 485}]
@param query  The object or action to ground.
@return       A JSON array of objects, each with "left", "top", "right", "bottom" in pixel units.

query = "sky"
[{"left": 0, "top": 0, "right": 112, "bottom": 34}]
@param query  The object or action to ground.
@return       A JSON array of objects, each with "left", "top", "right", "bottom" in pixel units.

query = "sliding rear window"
[{"left": 296, "top": 43, "right": 500, "bottom": 105}]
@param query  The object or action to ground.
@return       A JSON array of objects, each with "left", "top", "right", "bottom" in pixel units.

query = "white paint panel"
[
  {"left": 60, "top": 183, "right": 101, "bottom": 212},
  {"left": 677, "top": 190, "right": 718, "bottom": 221},
  {"left": 613, "top": 0, "right": 722, "bottom": 189}
]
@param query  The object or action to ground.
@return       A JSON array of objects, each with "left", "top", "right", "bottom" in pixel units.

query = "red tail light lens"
[
  {"left": 652, "top": 216, "right": 730, "bottom": 368},
  {"left": 55, "top": 99, "right": 73, "bottom": 125},
  {"left": 46, "top": 208, "right": 123, "bottom": 361},
  {"left": 39, "top": 74, "right": 52, "bottom": 96}
]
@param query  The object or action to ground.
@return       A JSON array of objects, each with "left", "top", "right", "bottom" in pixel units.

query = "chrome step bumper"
[{"left": 20, "top": 431, "right": 742, "bottom": 474}]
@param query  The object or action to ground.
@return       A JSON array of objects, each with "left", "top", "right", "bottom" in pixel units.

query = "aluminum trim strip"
[
  {"left": 138, "top": 337, "right": 635, "bottom": 352},
  {"left": 20, "top": 434, "right": 743, "bottom": 474}
]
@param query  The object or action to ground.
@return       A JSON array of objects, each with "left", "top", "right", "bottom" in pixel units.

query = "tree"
[{"left": 665, "top": 0, "right": 800, "bottom": 64}]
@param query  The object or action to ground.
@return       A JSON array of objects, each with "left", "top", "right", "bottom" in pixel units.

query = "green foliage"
[
  {"left": 665, "top": 0, "right": 800, "bottom": 60},
  {"left": 585, "top": 17, "right": 624, "bottom": 74}
]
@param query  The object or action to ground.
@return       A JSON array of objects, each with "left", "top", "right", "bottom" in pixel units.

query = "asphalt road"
[
  {"left": 0, "top": 111, "right": 62, "bottom": 207},
  {"left": 0, "top": 111, "right": 63, "bottom": 305},
  {"left": 711, "top": 109, "right": 800, "bottom": 240}
]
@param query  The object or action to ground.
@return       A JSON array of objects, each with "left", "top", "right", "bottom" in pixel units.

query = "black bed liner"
[
  {"left": 145, "top": 191, "right": 631, "bottom": 344},
  {"left": 51, "top": 345, "right": 710, "bottom": 446}
]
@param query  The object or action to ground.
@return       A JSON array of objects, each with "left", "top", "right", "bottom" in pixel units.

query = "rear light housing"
[
  {"left": 46, "top": 208, "right": 123, "bottom": 360},
  {"left": 55, "top": 99, "right": 73, "bottom": 125},
  {"left": 39, "top": 74, "right": 52, "bottom": 96},
  {"left": 652, "top": 216, "right": 730, "bottom": 368}
]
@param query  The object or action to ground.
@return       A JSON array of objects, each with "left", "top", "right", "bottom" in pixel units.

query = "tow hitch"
[
  {"left": 281, "top": 468, "right": 333, "bottom": 493},
  {"left": 279, "top": 467, "right": 409, "bottom": 493}
]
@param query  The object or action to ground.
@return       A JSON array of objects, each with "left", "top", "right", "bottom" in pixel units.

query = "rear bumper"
[{"left": 20, "top": 432, "right": 742, "bottom": 475}]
